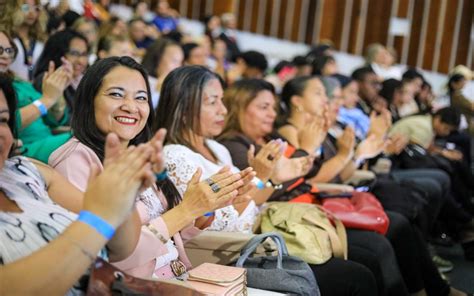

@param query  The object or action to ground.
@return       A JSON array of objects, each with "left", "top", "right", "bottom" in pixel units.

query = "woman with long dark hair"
[
  {"left": 49, "top": 57, "right": 252, "bottom": 278},
  {"left": 32, "top": 29, "right": 89, "bottom": 113},
  {"left": 155, "top": 65, "right": 380, "bottom": 296}
]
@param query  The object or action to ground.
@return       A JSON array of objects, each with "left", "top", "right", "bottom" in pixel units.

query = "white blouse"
[
  {"left": 9, "top": 38, "right": 44, "bottom": 81},
  {"left": 164, "top": 140, "right": 259, "bottom": 233}
]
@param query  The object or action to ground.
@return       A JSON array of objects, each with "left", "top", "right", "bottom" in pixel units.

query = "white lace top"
[{"left": 164, "top": 140, "right": 259, "bottom": 233}]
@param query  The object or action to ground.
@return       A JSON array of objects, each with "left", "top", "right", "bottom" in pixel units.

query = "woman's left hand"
[
  {"left": 231, "top": 167, "right": 256, "bottom": 205},
  {"left": 271, "top": 155, "right": 315, "bottom": 184}
]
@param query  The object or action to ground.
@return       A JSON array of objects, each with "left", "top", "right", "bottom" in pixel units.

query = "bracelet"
[
  {"left": 353, "top": 156, "right": 365, "bottom": 168},
  {"left": 146, "top": 223, "right": 168, "bottom": 244},
  {"left": 63, "top": 235, "right": 97, "bottom": 262},
  {"left": 33, "top": 100, "right": 48, "bottom": 116},
  {"left": 155, "top": 169, "right": 168, "bottom": 181},
  {"left": 265, "top": 179, "right": 283, "bottom": 190},
  {"left": 252, "top": 177, "right": 283, "bottom": 190},
  {"left": 252, "top": 177, "right": 265, "bottom": 190},
  {"left": 77, "top": 210, "right": 115, "bottom": 240}
]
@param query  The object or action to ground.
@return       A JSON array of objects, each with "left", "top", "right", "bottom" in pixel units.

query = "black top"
[{"left": 219, "top": 132, "right": 324, "bottom": 202}]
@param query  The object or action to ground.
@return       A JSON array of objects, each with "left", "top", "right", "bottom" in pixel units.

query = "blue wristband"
[
  {"left": 204, "top": 212, "right": 214, "bottom": 217},
  {"left": 33, "top": 100, "right": 48, "bottom": 116},
  {"left": 252, "top": 177, "right": 265, "bottom": 190},
  {"left": 155, "top": 169, "right": 168, "bottom": 181},
  {"left": 77, "top": 210, "right": 115, "bottom": 240}
]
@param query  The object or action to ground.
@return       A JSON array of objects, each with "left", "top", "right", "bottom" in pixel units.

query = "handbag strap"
[
  {"left": 302, "top": 205, "right": 348, "bottom": 260},
  {"left": 236, "top": 232, "right": 287, "bottom": 269}
]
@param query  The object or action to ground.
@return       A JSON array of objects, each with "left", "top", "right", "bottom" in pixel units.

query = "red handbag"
[
  {"left": 320, "top": 192, "right": 390, "bottom": 235},
  {"left": 289, "top": 191, "right": 390, "bottom": 235},
  {"left": 283, "top": 144, "right": 389, "bottom": 235}
]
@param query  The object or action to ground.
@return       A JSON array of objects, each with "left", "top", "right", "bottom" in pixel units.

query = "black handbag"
[
  {"left": 234, "top": 232, "right": 320, "bottom": 296},
  {"left": 396, "top": 144, "right": 453, "bottom": 173}
]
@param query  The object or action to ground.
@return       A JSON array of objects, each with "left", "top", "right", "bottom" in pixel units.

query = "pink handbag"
[{"left": 187, "top": 263, "right": 247, "bottom": 295}]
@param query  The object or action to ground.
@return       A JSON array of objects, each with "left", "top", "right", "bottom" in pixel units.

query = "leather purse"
[
  {"left": 187, "top": 263, "right": 247, "bottom": 295},
  {"left": 290, "top": 190, "right": 390, "bottom": 235},
  {"left": 86, "top": 258, "right": 202, "bottom": 296},
  {"left": 320, "top": 191, "right": 390, "bottom": 235}
]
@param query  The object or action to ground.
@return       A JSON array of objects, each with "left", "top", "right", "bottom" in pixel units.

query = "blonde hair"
[
  {"left": 365, "top": 43, "right": 385, "bottom": 64},
  {"left": 71, "top": 17, "right": 96, "bottom": 32},
  {"left": 0, "top": 0, "right": 22, "bottom": 36},
  {"left": 11, "top": 0, "right": 48, "bottom": 42}
]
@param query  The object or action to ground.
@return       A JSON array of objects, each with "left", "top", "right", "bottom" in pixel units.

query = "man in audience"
[
  {"left": 390, "top": 107, "right": 460, "bottom": 150},
  {"left": 152, "top": 0, "right": 180, "bottom": 34},
  {"left": 225, "top": 50, "right": 268, "bottom": 86},
  {"left": 351, "top": 66, "right": 386, "bottom": 114},
  {"left": 129, "top": 18, "right": 157, "bottom": 50}
]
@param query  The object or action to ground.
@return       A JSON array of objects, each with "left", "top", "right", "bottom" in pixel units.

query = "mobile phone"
[
  {"left": 316, "top": 191, "right": 353, "bottom": 199},
  {"left": 355, "top": 186, "right": 369, "bottom": 192}
]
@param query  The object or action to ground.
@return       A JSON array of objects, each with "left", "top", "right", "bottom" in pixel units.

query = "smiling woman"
[
  {"left": 93, "top": 66, "right": 150, "bottom": 145},
  {"left": 48, "top": 57, "right": 253, "bottom": 279},
  {"left": 32, "top": 29, "right": 89, "bottom": 112}
]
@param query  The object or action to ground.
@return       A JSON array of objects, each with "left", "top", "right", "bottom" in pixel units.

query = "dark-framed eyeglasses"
[
  {"left": 66, "top": 50, "right": 89, "bottom": 58},
  {"left": 0, "top": 46, "right": 16, "bottom": 58}
]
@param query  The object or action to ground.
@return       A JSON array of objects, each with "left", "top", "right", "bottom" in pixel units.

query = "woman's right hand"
[
  {"left": 336, "top": 126, "right": 356, "bottom": 158},
  {"left": 247, "top": 140, "right": 285, "bottom": 181},
  {"left": 82, "top": 134, "right": 155, "bottom": 228},
  {"left": 298, "top": 115, "right": 327, "bottom": 153},
  {"left": 180, "top": 166, "right": 248, "bottom": 217},
  {"left": 42, "top": 60, "right": 72, "bottom": 106}
]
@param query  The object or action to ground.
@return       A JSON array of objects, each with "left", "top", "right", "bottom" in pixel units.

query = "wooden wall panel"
[
  {"left": 212, "top": 0, "right": 235, "bottom": 15},
  {"left": 304, "top": 0, "right": 319, "bottom": 45},
  {"left": 347, "top": 0, "right": 361, "bottom": 54},
  {"left": 291, "top": 0, "right": 303, "bottom": 42},
  {"left": 438, "top": 0, "right": 458, "bottom": 73},
  {"left": 422, "top": 0, "right": 441, "bottom": 70},
  {"left": 363, "top": 0, "right": 391, "bottom": 49},
  {"left": 455, "top": 0, "right": 473, "bottom": 67},
  {"left": 235, "top": 0, "right": 243, "bottom": 29},
  {"left": 263, "top": 0, "right": 274, "bottom": 36},
  {"left": 319, "top": 0, "right": 346, "bottom": 49},
  {"left": 392, "top": 0, "right": 408, "bottom": 64},
  {"left": 406, "top": 0, "right": 424, "bottom": 67},
  {"left": 277, "top": 0, "right": 288, "bottom": 39},
  {"left": 112, "top": 0, "right": 473, "bottom": 74},
  {"left": 249, "top": 0, "right": 260, "bottom": 33}
]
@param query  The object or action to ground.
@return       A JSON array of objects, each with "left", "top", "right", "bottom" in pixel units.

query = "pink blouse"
[{"left": 49, "top": 137, "right": 200, "bottom": 278}]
